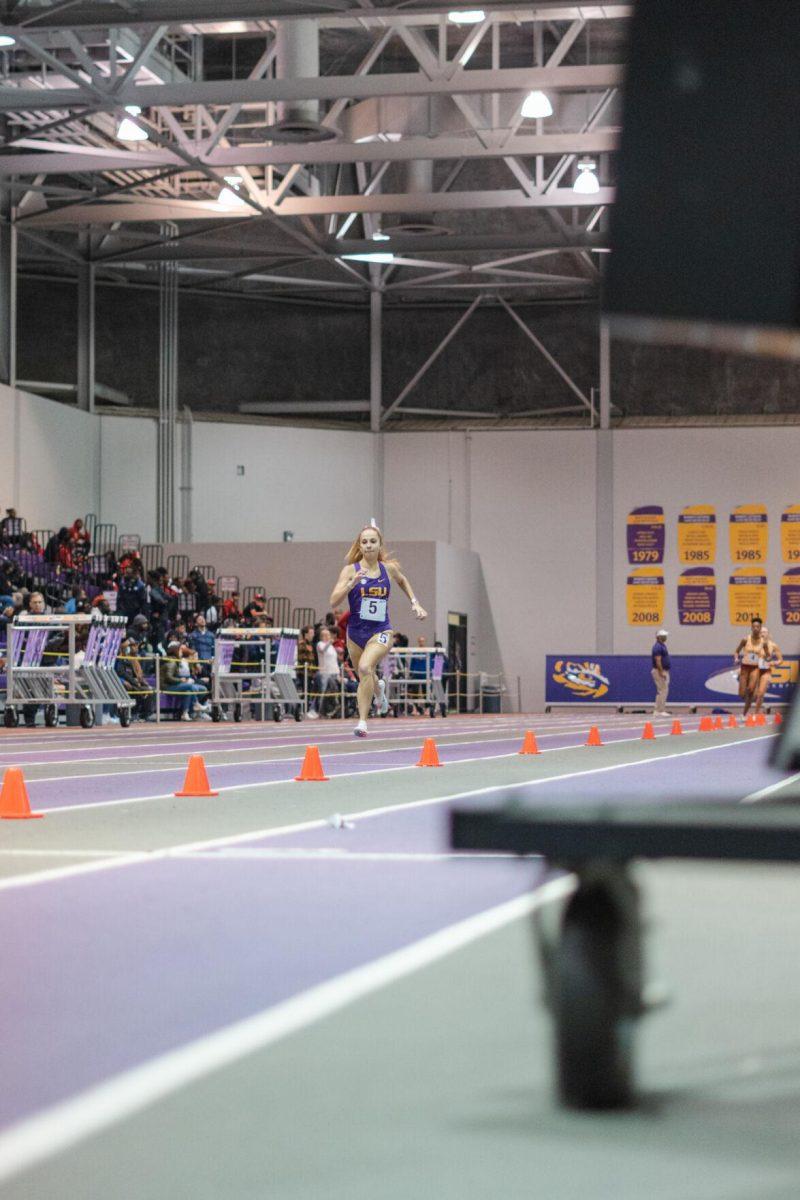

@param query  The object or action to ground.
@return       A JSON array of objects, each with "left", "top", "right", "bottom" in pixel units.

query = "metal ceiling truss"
[{"left": 0, "top": 1, "right": 627, "bottom": 423}]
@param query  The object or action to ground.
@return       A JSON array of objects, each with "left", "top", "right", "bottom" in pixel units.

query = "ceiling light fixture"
[
  {"left": 343, "top": 252, "right": 394, "bottom": 264},
  {"left": 217, "top": 185, "right": 249, "bottom": 209},
  {"left": 0, "top": 33, "right": 16, "bottom": 47},
  {"left": 371, "top": 231, "right": 391, "bottom": 242},
  {"left": 573, "top": 159, "right": 600, "bottom": 194},
  {"left": 116, "top": 110, "right": 148, "bottom": 141},
  {"left": 448, "top": 10, "right": 485, "bottom": 23},
  {"left": 520, "top": 90, "right": 553, "bottom": 119},
  {"left": 223, "top": 174, "right": 243, "bottom": 186}
]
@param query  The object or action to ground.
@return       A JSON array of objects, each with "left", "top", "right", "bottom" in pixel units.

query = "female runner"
[
  {"left": 734, "top": 617, "right": 781, "bottom": 717},
  {"left": 330, "top": 525, "right": 427, "bottom": 736}
]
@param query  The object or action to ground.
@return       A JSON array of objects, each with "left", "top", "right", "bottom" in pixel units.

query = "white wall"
[
  {"left": 99, "top": 414, "right": 157, "bottom": 542},
  {"left": 0, "top": 382, "right": 99, "bottom": 531},
  {"left": 612, "top": 427, "right": 800, "bottom": 654},
  {"left": 191, "top": 422, "right": 373, "bottom": 543},
  {"left": 386, "top": 429, "right": 598, "bottom": 709}
]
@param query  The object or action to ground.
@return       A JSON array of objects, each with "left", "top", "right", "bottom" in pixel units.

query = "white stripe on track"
[
  {"left": 28, "top": 725, "right": 721, "bottom": 812},
  {"left": 0, "top": 733, "right": 773, "bottom": 891},
  {"left": 181, "top": 848, "right": 520, "bottom": 863},
  {"left": 0, "top": 878, "right": 574, "bottom": 1185},
  {"left": 741, "top": 769, "right": 800, "bottom": 804}
]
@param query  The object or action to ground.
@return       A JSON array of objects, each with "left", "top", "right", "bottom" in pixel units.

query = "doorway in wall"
[{"left": 448, "top": 611, "right": 468, "bottom": 712}]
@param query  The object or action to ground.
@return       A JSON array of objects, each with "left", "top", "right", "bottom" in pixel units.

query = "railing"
[
  {"left": 267, "top": 596, "right": 291, "bottom": 627},
  {"left": 292, "top": 606, "right": 316, "bottom": 629},
  {"left": 166, "top": 554, "right": 189, "bottom": 580}
]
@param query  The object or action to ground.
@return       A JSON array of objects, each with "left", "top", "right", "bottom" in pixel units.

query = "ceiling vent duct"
[{"left": 264, "top": 20, "right": 338, "bottom": 143}]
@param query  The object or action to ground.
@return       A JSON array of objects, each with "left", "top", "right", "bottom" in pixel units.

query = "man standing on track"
[{"left": 651, "top": 629, "right": 671, "bottom": 717}]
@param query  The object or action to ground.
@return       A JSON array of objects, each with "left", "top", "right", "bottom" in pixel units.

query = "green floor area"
[{"left": 7, "top": 859, "right": 800, "bottom": 1200}]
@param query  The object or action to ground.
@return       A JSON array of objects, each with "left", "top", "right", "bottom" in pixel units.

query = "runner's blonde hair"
[{"left": 345, "top": 525, "right": 399, "bottom": 568}]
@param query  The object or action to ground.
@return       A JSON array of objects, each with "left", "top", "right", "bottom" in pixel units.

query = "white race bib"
[
  {"left": 742, "top": 651, "right": 760, "bottom": 666},
  {"left": 359, "top": 596, "right": 387, "bottom": 622}
]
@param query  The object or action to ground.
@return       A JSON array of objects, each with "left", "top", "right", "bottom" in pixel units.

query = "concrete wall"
[
  {"left": 612, "top": 427, "right": 800, "bottom": 654},
  {"left": 99, "top": 414, "right": 158, "bottom": 542},
  {"left": 0, "top": 382, "right": 99, "bottom": 531}
]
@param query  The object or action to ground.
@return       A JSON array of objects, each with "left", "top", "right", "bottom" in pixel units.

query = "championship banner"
[
  {"left": 677, "top": 504, "right": 716, "bottom": 564},
  {"left": 677, "top": 567, "right": 716, "bottom": 625},
  {"left": 547, "top": 655, "right": 798, "bottom": 706},
  {"left": 728, "top": 573, "right": 768, "bottom": 626},
  {"left": 626, "top": 567, "right": 665, "bottom": 627},
  {"left": 626, "top": 505, "right": 665, "bottom": 564},
  {"left": 781, "top": 505, "right": 800, "bottom": 563},
  {"left": 781, "top": 567, "right": 800, "bottom": 626},
  {"left": 729, "top": 504, "right": 768, "bottom": 564}
]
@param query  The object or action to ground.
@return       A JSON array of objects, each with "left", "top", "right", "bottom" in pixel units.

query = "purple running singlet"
[{"left": 347, "top": 560, "right": 392, "bottom": 649}]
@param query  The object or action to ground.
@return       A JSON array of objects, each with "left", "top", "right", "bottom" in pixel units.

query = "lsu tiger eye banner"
[
  {"left": 781, "top": 567, "right": 800, "bottom": 626},
  {"left": 626, "top": 506, "right": 665, "bottom": 564},
  {"left": 677, "top": 505, "right": 716, "bottom": 564},
  {"left": 626, "top": 566, "right": 665, "bottom": 626},
  {"left": 781, "top": 505, "right": 800, "bottom": 563},
  {"left": 677, "top": 567, "right": 716, "bottom": 625},
  {"left": 729, "top": 504, "right": 768, "bottom": 565},
  {"left": 728, "top": 573, "right": 767, "bottom": 626}
]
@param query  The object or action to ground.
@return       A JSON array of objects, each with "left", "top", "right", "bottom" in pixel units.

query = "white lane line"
[
  {"left": 741, "top": 770, "right": 800, "bottom": 804},
  {"left": 0, "top": 718, "right": 532, "bottom": 754},
  {"left": 0, "top": 721, "right": 616, "bottom": 773},
  {"left": 0, "top": 848, "right": 131, "bottom": 859},
  {"left": 0, "top": 877, "right": 573, "bottom": 1185},
  {"left": 0, "top": 733, "right": 774, "bottom": 891},
  {"left": 0, "top": 715, "right": 675, "bottom": 758},
  {"left": 180, "top": 848, "right": 521, "bottom": 863},
  {"left": 27, "top": 726, "right": 707, "bottom": 813}
]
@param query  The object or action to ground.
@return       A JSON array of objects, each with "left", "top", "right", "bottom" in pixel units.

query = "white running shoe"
[
  {"left": 354, "top": 720, "right": 368, "bottom": 738},
  {"left": 306, "top": 709, "right": 320, "bottom": 720},
  {"left": 377, "top": 678, "right": 390, "bottom": 716}
]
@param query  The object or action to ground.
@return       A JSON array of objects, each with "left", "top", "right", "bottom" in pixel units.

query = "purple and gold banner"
[
  {"left": 781, "top": 567, "right": 800, "bottom": 627},
  {"left": 728, "top": 573, "right": 767, "bottom": 626},
  {"left": 626, "top": 567, "right": 665, "bottom": 627},
  {"left": 729, "top": 504, "right": 768, "bottom": 565},
  {"left": 781, "top": 505, "right": 800, "bottom": 563},
  {"left": 677, "top": 567, "right": 716, "bottom": 626},
  {"left": 626, "top": 506, "right": 665, "bottom": 564},
  {"left": 677, "top": 505, "right": 716, "bottom": 564}
]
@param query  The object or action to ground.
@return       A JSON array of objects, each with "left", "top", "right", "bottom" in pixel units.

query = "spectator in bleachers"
[
  {"left": 68, "top": 519, "right": 90, "bottom": 564},
  {"left": 159, "top": 641, "right": 209, "bottom": 721},
  {"left": 116, "top": 636, "right": 155, "bottom": 722},
  {"left": 63, "top": 585, "right": 88, "bottom": 614},
  {"left": 408, "top": 635, "right": 429, "bottom": 716},
  {"left": 1, "top": 508, "right": 24, "bottom": 544},
  {"left": 222, "top": 592, "right": 243, "bottom": 623},
  {"left": 118, "top": 564, "right": 148, "bottom": 623},
  {"left": 188, "top": 614, "right": 215, "bottom": 674},
  {"left": 243, "top": 593, "right": 266, "bottom": 625},
  {"left": 204, "top": 592, "right": 221, "bottom": 631},
  {"left": 307, "top": 626, "right": 340, "bottom": 719},
  {"left": 296, "top": 625, "right": 316, "bottom": 708},
  {"left": 188, "top": 569, "right": 210, "bottom": 612}
]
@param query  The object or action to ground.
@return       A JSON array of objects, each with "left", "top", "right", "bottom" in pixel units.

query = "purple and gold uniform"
[{"left": 347, "top": 561, "right": 392, "bottom": 649}]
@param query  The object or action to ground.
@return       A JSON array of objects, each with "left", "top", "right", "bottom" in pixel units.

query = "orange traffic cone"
[
  {"left": 175, "top": 754, "right": 219, "bottom": 797},
  {"left": 713, "top": 716, "right": 724, "bottom": 730},
  {"left": 641, "top": 721, "right": 655, "bottom": 740},
  {"left": 585, "top": 726, "right": 603, "bottom": 747},
  {"left": 0, "top": 767, "right": 42, "bottom": 820},
  {"left": 755, "top": 712, "right": 766, "bottom": 726},
  {"left": 670, "top": 719, "right": 683, "bottom": 736},
  {"left": 699, "top": 715, "right": 713, "bottom": 732},
  {"left": 744, "top": 714, "right": 756, "bottom": 727},
  {"left": 294, "top": 745, "right": 329, "bottom": 782},
  {"left": 727, "top": 715, "right": 738, "bottom": 729},
  {"left": 518, "top": 730, "right": 540, "bottom": 755},
  {"left": 416, "top": 738, "right": 442, "bottom": 767},
  {"left": 774, "top": 712, "right": 783, "bottom": 726}
]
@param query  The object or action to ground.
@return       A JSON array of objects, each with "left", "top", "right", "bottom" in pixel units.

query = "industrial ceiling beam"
[
  {"left": 0, "top": 63, "right": 622, "bottom": 112},
  {"left": 0, "top": 4, "right": 631, "bottom": 32},
  {"left": 0, "top": 130, "right": 618, "bottom": 178}
]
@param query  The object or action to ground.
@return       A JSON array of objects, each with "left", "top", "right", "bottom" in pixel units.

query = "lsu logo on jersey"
[
  {"left": 365, "top": 585, "right": 387, "bottom": 597},
  {"left": 552, "top": 660, "right": 610, "bottom": 699}
]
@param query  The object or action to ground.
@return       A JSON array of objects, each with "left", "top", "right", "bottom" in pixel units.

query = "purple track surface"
[{"left": 0, "top": 728, "right": 782, "bottom": 1133}]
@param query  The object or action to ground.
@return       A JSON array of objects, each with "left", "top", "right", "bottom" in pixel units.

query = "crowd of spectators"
[{"left": 2, "top": 508, "right": 452, "bottom": 725}]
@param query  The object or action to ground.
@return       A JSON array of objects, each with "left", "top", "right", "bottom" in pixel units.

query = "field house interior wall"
[
  {"left": 0, "top": 383, "right": 100, "bottom": 530},
  {"left": 611, "top": 426, "right": 800, "bottom": 657}
]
